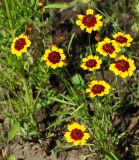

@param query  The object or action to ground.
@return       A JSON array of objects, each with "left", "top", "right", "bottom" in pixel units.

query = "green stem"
[
  {"left": 22, "top": 77, "right": 33, "bottom": 110},
  {"left": 11, "top": 0, "right": 15, "bottom": 18},
  {"left": 124, "top": 79, "right": 137, "bottom": 98},
  {"left": 93, "top": 5, "right": 122, "bottom": 32},
  {"left": 42, "top": 15, "right": 46, "bottom": 47},
  {"left": 115, "top": 75, "right": 120, "bottom": 96},
  {"left": 33, "top": 88, "right": 42, "bottom": 107},
  {"left": 101, "top": 67, "right": 106, "bottom": 81},
  {"left": 88, "top": 34, "right": 92, "bottom": 54},
  {"left": 4, "top": 0, "right": 13, "bottom": 29}
]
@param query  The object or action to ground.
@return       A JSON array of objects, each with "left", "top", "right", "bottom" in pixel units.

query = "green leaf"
[
  {"left": 49, "top": 97, "right": 76, "bottom": 106},
  {"left": 68, "top": 32, "right": 75, "bottom": 53},
  {"left": 46, "top": 116, "right": 71, "bottom": 130},
  {"left": 26, "top": 52, "right": 33, "bottom": 65},
  {"left": 31, "top": 0, "right": 36, "bottom": 5},
  {"left": 7, "top": 155, "right": 16, "bottom": 160},
  {"left": 71, "top": 74, "right": 85, "bottom": 86},
  {"left": 8, "top": 122, "right": 20, "bottom": 141},
  {"left": 24, "top": 52, "right": 33, "bottom": 72},
  {"left": 45, "top": 3, "right": 68, "bottom": 9}
]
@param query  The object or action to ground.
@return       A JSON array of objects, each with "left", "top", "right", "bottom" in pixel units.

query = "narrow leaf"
[
  {"left": 68, "top": 32, "right": 75, "bottom": 53},
  {"left": 8, "top": 122, "right": 20, "bottom": 141},
  {"left": 45, "top": 3, "right": 68, "bottom": 9}
]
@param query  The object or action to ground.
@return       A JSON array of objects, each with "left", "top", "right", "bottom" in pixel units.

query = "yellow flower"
[
  {"left": 96, "top": 38, "right": 121, "bottom": 58},
  {"left": 109, "top": 55, "right": 136, "bottom": 78},
  {"left": 76, "top": 9, "right": 103, "bottom": 33},
  {"left": 42, "top": 45, "right": 66, "bottom": 69},
  {"left": 86, "top": 80, "right": 110, "bottom": 98},
  {"left": 11, "top": 34, "right": 31, "bottom": 56},
  {"left": 113, "top": 32, "right": 133, "bottom": 47},
  {"left": 81, "top": 55, "right": 102, "bottom": 71},
  {"left": 64, "top": 122, "right": 90, "bottom": 146}
]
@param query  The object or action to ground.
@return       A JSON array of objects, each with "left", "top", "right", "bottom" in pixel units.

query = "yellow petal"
[
  {"left": 51, "top": 64, "right": 57, "bottom": 69},
  {"left": 86, "top": 9, "right": 94, "bottom": 15},
  {"left": 51, "top": 46, "right": 58, "bottom": 51},
  {"left": 76, "top": 20, "right": 82, "bottom": 26},
  {"left": 80, "top": 24, "right": 86, "bottom": 30},
  {"left": 45, "top": 49, "right": 51, "bottom": 55},
  {"left": 120, "top": 72, "right": 128, "bottom": 78},
  {"left": 82, "top": 57, "right": 88, "bottom": 62},
  {"left": 58, "top": 62, "right": 64, "bottom": 67},
  {"left": 61, "top": 53, "right": 66, "bottom": 60},
  {"left": 96, "top": 14, "right": 102, "bottom": 20},
  {"left": 80, "top": 140, "right": 86, "bottom": 145},
  {"left": 86, "top": 88, "right": 91, "bottom": 93},
  {"left": 58, "top": 48, "right": 64, "bottom": 54},
  {"left": 89, "top": 93, "right": 95, "bottom": 98},
  {"left": 64, "top": 132, "right": 74, "bottom": 142},
  {"left": 81, "top": 63, "right": 87, "bottom": 70},
  {"left": 86, "top": 27, "right": 93, "bottom": 34},
  {"left": 77, "top": 15, "right": 84, "bottom": 19},
  {"left": 79, "top": 124, "right": 86, "bottom": 132},
  {"left": 73, "top": 140, "right": 80, "bottom": 146},
  {"left": 83, "top": 133, "right": 90, "bottom": 140}
]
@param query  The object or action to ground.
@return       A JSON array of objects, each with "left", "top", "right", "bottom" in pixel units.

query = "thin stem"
[
  {"left": 41, "top": 14, "right": 46, "bottom": 47},
  {"left": 4, "top": 0, "right": 13, "bottom": 29},
  {"left": 88, "top": 34, "right": 92, "bottom": 54},
  {"left": 11, "top": 0, "right": 15, "bottom": 18},
  {"left": 33, "top": 88, "right": 43, "bottom": 107},
  {"left": 93, "top": 5, "right": 122, "bottom": 32},
  {"left": 4, "top": 0, "right": 15, "bottom": 38},
  {"left": 115, "top": 75, "right": 119, "bottom": 96},
  {"left": 101, "top": 67, "right": 106, "bottom": 81},
  {"left": 124, "top": 79, "right": 137, "bottom": 98},
  {"left": 21, "top": 77, "right": 33, "bottom": 110}
]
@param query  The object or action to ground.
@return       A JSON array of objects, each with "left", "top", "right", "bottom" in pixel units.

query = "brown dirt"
[{"left": 9, "top": 142, "right": 93, "bottom": 160}]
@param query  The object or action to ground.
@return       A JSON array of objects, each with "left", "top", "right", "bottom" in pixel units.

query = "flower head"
[
  {"left": 76, "top": 9, "right": 103, "bottom": 33},
  {"left": 42, "top": 45, "right": 66, "bottom": 69},
  {"left": 11, "top": 34, "right": 31, "bottom": 56},
  {"left": 38, "top": 0, "right": 45, "bottom": 7},
  {"left": 96, "top": 38, "right": 121, "bottom": 58},
  {"left": 109, "top": 55, "right": 136, "bottom": 78},
  {"left": 81, "top": 55, "right": 102, "bottom": 71},
  {"left": 113, "top": 32, "right": 133, "bottom": 47},
  {"left": 86, "top": 80, "right": 110, "bottom": 98},
  {"left": 64, "top": 122, "right": 90, "bottom": 146}
]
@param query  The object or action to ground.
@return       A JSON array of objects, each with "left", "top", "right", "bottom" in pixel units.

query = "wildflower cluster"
[
  {"left": 95, "top": 32, "right": 136, "bottom": 78},
  {"left": 10, "top": 8, "right": 136, "bottom": 146}
]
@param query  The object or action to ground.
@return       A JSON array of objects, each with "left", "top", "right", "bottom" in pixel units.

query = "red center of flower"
[
  {"left": 102, "top": 43, "right": 115, "bottom": 54},
  {"left": 70, "top": 128, "right": 84, "bottom": 140},
  {"left": 115, "top": 59, "right": 130, "bottom": 72},
  {"left": 91, "top": 84, "right": 105, "bottom": 94},
  {"left": 82, "top": 14, "right": 97, "bottom": 28},
  {"left": 116, "top": 35, "right": 127, "bottom": 44},
  {"left": 48, "top": 51, "right": 61, "bottom": 64},
  {"left": 85, "top": 59, "right": 97, "bottom": 68},
  {"left": 14, "top": 38, "right": 26, "bottom": 51}
]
